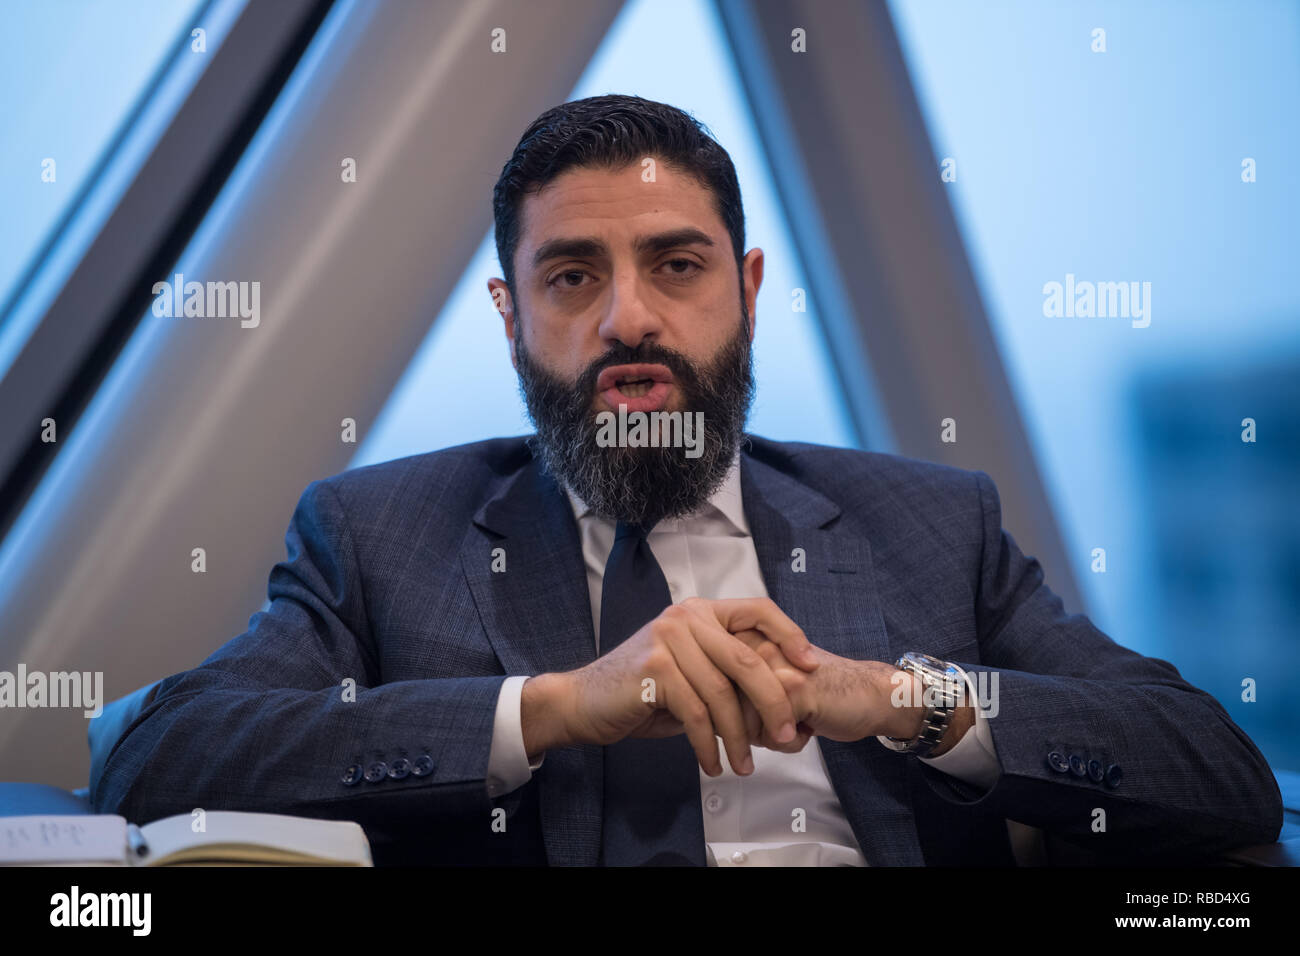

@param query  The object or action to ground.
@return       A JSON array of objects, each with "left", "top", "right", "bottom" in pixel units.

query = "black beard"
[{"left": 515, "top": 314, "right": 755, "bottom": 528}]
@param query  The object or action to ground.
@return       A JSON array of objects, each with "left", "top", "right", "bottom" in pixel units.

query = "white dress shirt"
[{"left": 484, "top": 455, "right": 1001, "bottom": 865}]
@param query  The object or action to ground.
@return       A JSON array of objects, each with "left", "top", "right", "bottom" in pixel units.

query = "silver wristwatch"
[{"left": 879, "top": 651, "right": 964, "bottom": 758}]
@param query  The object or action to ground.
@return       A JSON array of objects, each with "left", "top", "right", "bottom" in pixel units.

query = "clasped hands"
[{"left": 521, "top": 596, "right": 941, "bottom": 776}]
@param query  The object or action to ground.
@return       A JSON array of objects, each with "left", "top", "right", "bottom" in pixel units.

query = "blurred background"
[{"left": 0, "top": 0, "right": 1295, "bottom": 798}]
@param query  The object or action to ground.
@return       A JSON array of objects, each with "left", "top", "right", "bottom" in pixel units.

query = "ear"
[
  {"left": 487, "top": 278, "right": 518, "bottom": 369},
  {"left": 741, "top": 248, "right": 763, "bottom": 340}
]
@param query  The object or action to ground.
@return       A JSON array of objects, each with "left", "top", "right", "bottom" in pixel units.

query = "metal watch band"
[{"left": 879, "top": 652, "right": 962, "bottom": 758}]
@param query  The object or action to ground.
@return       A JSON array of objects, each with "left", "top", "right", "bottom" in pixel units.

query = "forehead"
[{"left": 516, "top": 161, "right": 722, "bottom": 265}]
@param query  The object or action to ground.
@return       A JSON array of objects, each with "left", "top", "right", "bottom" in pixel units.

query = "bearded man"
[{"left": 94, "top": 94, "right": 1282, "bottom": 867}]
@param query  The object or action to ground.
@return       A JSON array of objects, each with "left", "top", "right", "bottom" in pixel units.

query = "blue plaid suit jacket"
[{"left": 92, "top": 435, "right": 1283, "bottom": 864}]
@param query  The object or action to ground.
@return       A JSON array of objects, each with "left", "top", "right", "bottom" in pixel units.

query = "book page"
[
  {"left": 0, "top": 816, "right": 127, "bottom": 865},
  {"left": 138, "top": 811, "right": 371, "bottom": 866}
]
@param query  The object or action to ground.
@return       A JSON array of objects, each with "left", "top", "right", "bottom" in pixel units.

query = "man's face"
[{"left": 488, "top": 159, "right": 764, "bottom": 527}]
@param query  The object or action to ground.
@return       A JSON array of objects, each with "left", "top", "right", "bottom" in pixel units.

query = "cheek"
[{"left": 526, "top": 314, "right": 596, "bottom": 375}]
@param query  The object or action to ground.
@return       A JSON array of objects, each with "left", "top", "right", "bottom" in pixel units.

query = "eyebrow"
[{"left": 530, "top": 227, "right": 715, "bottom": 270}]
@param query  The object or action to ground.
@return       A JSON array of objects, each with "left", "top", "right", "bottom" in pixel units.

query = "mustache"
[{"left": 575, "top": 341, "right": 704, "bottom": 400}]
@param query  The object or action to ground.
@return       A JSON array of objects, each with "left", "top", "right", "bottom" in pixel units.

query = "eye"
[
  {"left": 660, "top": 257, "right": 702, "bottom": 280},
  {"left": 659, "top": 257, "right": 701, "bottom": 279},
  {"left": 547, "top": 269, "right": 591, "bottom": 290}
]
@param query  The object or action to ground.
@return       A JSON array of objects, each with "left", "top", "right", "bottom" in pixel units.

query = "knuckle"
[
  {"left": 777, "top": 672, "right": 805, "bottom": 698},
  {"left": 643, "top": 647, "right": 672, "bottom": 674},
  {"left": 648, "top": 616, "right": 681, "bottom": 645},
  {"left": 704, "top": 671, "right": 734, "bottom": 700},
  {"left": 661, "top": 603, "right": 689, "bottom": 623}
]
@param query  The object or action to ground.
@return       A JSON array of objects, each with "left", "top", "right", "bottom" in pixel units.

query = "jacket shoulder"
[
  {"left": 742, "top": 434, "right": 988, "bottom": 506},
  {"left": 310, "top": 435, "right": 534, "bottom": 518},
  {"left": 743, "top": 435, "right": 991, "bottom": 578}
]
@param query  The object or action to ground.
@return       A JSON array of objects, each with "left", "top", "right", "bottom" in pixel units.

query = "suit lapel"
[
  {"left": 461, "top": 455, "right": 602, "bottom": 866},
  {"left": 461, "top": 443, "right": 927, "bottom": 866},
  {"left": 742, "top": 451, "right": 925, "bottom": 865}
]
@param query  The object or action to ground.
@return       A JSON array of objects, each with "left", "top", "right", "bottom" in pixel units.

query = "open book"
[{"left": 0, "top": 811, "right": 372, "bottom": 866}]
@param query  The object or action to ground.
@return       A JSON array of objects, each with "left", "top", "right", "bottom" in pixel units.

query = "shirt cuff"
[
  {"left": 877, "top": 664, "right": 1001, "bottom": 792},
  {"left": 486, "top": 675, "right": 544, "bottom": 798}
]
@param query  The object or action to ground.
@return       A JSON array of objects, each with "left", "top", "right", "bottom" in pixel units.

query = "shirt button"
[
  {"left": 704, "top": 792, "right": 724, "bottom": 813},
  {"left": 730, "top": 850, "right": 747, "bottom": 865}
]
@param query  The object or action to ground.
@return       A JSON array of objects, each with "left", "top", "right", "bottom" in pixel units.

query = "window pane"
[
  {"left": 0, "top": 0, "right": 231, "bottom": 377},
  {"left": 890, "top": 0, "right": 1300, "bottom": 770}
]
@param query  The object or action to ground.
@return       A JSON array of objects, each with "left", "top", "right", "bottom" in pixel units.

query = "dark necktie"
[{"left": 598, "top": 521, "right": 707, "bottom": 866}]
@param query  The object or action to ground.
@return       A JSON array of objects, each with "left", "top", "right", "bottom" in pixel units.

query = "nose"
[{"left": 596, "top": 269, "right": 664, "bottom": 349}]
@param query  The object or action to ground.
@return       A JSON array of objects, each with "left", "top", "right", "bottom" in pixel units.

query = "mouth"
[{"left": 595, "top": 363, "right": 675, "bottom": 413}]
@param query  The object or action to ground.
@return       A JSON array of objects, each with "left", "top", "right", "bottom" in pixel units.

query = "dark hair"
[{"left": 492, "top": 93, "right": 746, "bottom": 303}]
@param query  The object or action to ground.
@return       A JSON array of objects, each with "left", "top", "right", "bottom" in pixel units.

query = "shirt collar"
[{"left": 563, "top": 451, "right": 748, "bottom": 535}]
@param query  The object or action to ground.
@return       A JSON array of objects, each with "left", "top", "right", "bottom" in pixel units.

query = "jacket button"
[
  {"left": 341, "top": 764, "right": 364, "bottom": 786},
  {"left": 411, "top": 754, "right": 435, "bottom": 777},
  {"left": 1087, "top": 759, "right": 1104, "bottom": 783},
  {"left": 1047, "top": 751, "right": 1070, "bottom": 773},
  {"left": 1105, "top": 763, "right": 1123, "bottom": 789},
  {"left": 364, "top": 761, "right": 388, "bottom": 783},
  {"left": 1068, "top": 754, "right": 1087, "bottom": 777},
  {"left": 388, "top": 757, "right": 412, "bottom": 780}
]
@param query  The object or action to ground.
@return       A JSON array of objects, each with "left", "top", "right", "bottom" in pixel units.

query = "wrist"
[
  {"left": 521, "top": 672, "right": 573, "bottom": 760},
  {"left": 872, "top": 662, "right": 928, "bottom": 739},
  {"left": 874, "top": 660, "right": 977, "bottom": 756}
]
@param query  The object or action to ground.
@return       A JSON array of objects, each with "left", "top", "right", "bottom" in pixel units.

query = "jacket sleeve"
[
  {"left": 915, "top": 470, "right": 1284, "bottom": 863},
  {"left": 90, "top": 478, "right": 505, "bottom": 847}
]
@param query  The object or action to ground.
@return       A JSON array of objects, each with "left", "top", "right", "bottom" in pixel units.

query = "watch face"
[
  {"left": 902, "top": 652, "right": 963, "bottom": 709},
  {"left": 905, "top": 651, "right": 960, "bottom": 680}
]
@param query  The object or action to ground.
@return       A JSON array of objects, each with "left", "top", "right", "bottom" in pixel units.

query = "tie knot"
[{"left": 614, "top": 520, "right": 655, "bottom": 541}]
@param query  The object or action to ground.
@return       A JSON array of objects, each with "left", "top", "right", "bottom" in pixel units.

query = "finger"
[
  {"left": 706, "top": 597, "right": 819, "bottom": 671},
  {"left": 660, "top": 667, "right": 724, "bottom": 776},
  {"left": 645, "top": 617, "right": 723, "bottom": 772},
  {"left": 777, "top": 719, "right": 813, "bottom": 752},
  {"left": 728, "top": 631, "right": 809, "bottom": 751},
  {"left": 731, "top": 628, "right": 774, "bottom": 656},
  {"left": 663, "top": 613, "right": 757, "bottom": 775},
  {"left": 740, "top": 693, "right": 763, "bottom": 746},
  {"left": 748, "top": 694, "right": 810, "bottom": 753},
  {"left": 739, "top": 692, "right": 801, "bottom": 752},
  {"left": 681, "top": 606, "right": 799, "bottom": 748}
]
